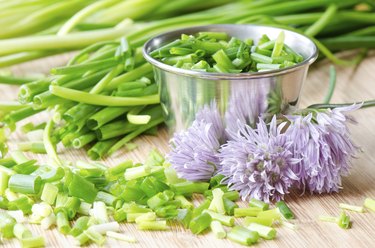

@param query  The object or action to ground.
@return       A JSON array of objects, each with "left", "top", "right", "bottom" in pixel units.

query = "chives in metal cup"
[{"left": 143, "top": 24, "right": 318, "bottom": 134}]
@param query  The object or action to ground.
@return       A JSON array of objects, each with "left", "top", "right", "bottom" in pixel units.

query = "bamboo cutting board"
[{"left": 1, "top": 53, "right": 375, "bottom": 248}]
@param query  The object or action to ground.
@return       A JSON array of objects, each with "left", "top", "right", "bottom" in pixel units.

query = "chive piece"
[
  {"left": 8, "top": 174, "right": 42, "bottom": 194},
  {"left": 88, "top": 222, "right": 120, "bottom": 234},
  {"left": 271, "top": 31, "right": 285, "bottom": 57},
  {"left": 234, "top": 207, "right": 262, "bottom": 217},
  {"left": 70, "top": 216, "right": 90, "bottom": 237},
  {"left": 171, "top": 181, "right": 209, "bottom": 195},
  {"left": 41, "top": 214, "right": 56, "bottom": 230},
  {"left": 137, "top": 220, "right": 168, "bottom": 231},
  {"left": 247, "top": 223, "right": 277, "bottom": 240},
  {"left": 250, "top": 53, "right": 273, "bottom": 64},
  {"left": 223, "top": 197, "right": 238, "bottom": 216},
  {"left": 56, "top": 211, "right": 71, "bottom": 234},
  {"left": 339, "top": 203, "right": 365, "bottom": 213},
  {"left": 21, "top": 236, "right": 45, "bottom": 248},
  {"left": 189, "top": 212, "right": 212, "bottom": 234},
  {"left": 84, "top": 229, "right": 106, "bottom": 246},
  {"left": 106, "top": 231, "right": 137, "bottom": 243},
  {"left": 276, "top": 201, "right": 294, "bottom": 219},
  {"left": 249, "top": 199, "right": 269, "bottom": 211},
  {"left": 203, "top": 210, "right": 234, "bottom": 227},
  {"left": 90, "top": 201, "right": 109, "bottom": 224},
  {"left": 14, "top": 223, "right": 32, "bottom": 240},
  {"left": 135, "top": 212, "right": 157, "bottom": 224},
  {"left": 364, "top": 198, "right": 375, "bottom": 212},
  {"left": 337, "top": 211, "right": 351, "bottom": 229},
  {"left": 41, "top": 183, "right": 59, "bottom": 205},
  {"left": 177, "top": 209, "right": 193, "bottom": 228},
  {"left": 257, "top": 208, "right": 281, "bottom": 220},
  {"left": 75, "top": 232, "right": 90, "bottom": 246},
  {"left": 67, "top": 173, "right": 97, "bottom": 203},
  {"left": 0, "top": 212, "right": 16, "bottom": 238},
  {"left": 0, "top": 171, "right": 9, "bottom": 195},
  {"left": 210, "top": 220, "right": 226, "bottom": 239},
  {"left": 223, "top": 191, "right": 240, "bottom": 201},
  {"left": 227, "top": 226, "right": 259, "bottom": 246},
  {"left": 193, "top": 199, "right": 212, "bottom": 217},
  {"left": 243, "top": 217, "right": 274, "bottom": 227},
  {"left": 208, "top": 188, "right": 225, "bottom": 214},
  {"left": 175, "top": 195, "right": 194, "bottom": 210}
]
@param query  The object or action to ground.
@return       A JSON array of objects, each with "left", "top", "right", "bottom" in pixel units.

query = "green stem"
[
  {"left": 323, "top": 65, "right": 336, "bottom": 104},
  {"left": 308, "top": 100, "right": 375, "bottom": 109},
  {"left": 50, "top": 85, "right": 159, "bottom": 106},
  {"left": 304, "top": 4, "right": 337, "bottom": 37}
]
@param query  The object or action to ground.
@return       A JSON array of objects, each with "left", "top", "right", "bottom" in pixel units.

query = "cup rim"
[{"left": 143, "top": 24, "right": 318, "bottom": 80}]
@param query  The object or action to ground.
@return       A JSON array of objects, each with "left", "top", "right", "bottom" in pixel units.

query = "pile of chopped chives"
[
  {"left": 0, "top": 149, "right": 301, "bottom": 247},
  {"left": 151, "top": 31, "right": 304, "bottom": 73}
]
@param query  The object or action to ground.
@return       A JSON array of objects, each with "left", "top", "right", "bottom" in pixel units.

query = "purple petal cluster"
[
  {"left": 219, "top": 117, "right": 299, "bottom": 202},
  {"left": 225, "top": 81, "right": 269, "bottom": 138},
  {"left": 168, "top": 103, "right": 225, "bottom": 181},
  {"left": 285, "top": 104, "right": 360, "bottom": 193}
]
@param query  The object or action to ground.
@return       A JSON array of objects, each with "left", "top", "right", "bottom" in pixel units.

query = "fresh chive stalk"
[
  {"left": 247, "top": 223, "right": 277, "bottom": 240},
  {"left": 276, "top": 201, "right": 294, "bottom": 219},
  {"left": 227, "top": 226, "right": 259, "bottom": 246},
  {"left": 339, "top": 203, "right": 365, "bottom": 213},
  {"left": 210, "top": 220, "right": 226, "bottom": 239}
]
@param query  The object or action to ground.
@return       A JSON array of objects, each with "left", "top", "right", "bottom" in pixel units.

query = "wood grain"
[{"left": 1, "top": 53, "right": 375, "bottom": 248}]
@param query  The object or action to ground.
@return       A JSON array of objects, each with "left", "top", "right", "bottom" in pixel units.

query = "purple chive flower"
[
  {"left": 285, "top": 104, "right": 360, "bottom": 193},
  {"left": 168, "top": 102, "right": 225, "bottom": 181},
  {"left": 225, "top": 81, "right": 269, "bottom": 139},
  {"left": 219, "top": 116, "right": 299, "bottom": 202}
]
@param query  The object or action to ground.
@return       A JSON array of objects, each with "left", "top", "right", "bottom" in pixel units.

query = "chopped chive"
[
  {"left": 175, "top": 195, "right": 194, "bottom": 210},
  {"left": 21, "top": 236, "right": 45, "bottom": 248},
  {"left": 271, "top": 31, "right": 285, "bottom": 57},
  {"left": 14, "top": 223, "right": 32, "bottom": 240},
  {"left": 257, "top": 208, "right": 281, "bottom": 220},
  {"left": 339, "top": 203, "right": 365, "bottom": 213},
  {"left": 106, "top": 231, "right": 137, "bottom": 243},
  {"left": 90, "top": 201, "right": 109, "bottom": 224},
  {"left": 135, "top": 212, "right": 157, "bottom": 224},
  {"left": 247, "top": 223, "right": 276, "bottom": 240},
  {"left": 41, "top": 214, "right": 56, "bottom": 230},
  {"left": 364, "top": 198, "right": 375, "bottom": 212},
  {"left": 193, "top": 199, "right": 211, "bottom": 217},
  {"left": 208, "top": 188, "right": 225, "bottom": 214},
  {"left": 243, "top": 216, "right": 274, "bottom": 227},
  {"left": 337, "top": 211, "right": 351, "bottom": 229},
  {"left": 74, "top": 232, "right": 90, "bottom": 246},
  {"left": 177, "top": 209, "right": 193, "bottom": 228},
  {"left": 249, "top": 199, "right": 269, "bottom": 211},
  {"left": 70, "top": 216, "right": 90, "bottom": 237},
  {"left": 227, "top": 226, "right": 259, "bottom": 246},
  {"left": 171, "top": 181, "right": 209, "bottom": 195},
  {"left": 210, "top": 220, "right": 226, "bottom": 239},
  {"left": 0, "top": 212, "right": 16, "bottom": 238},
  {"left": 0, "top": 171, "right": 9, "bottom": 195},
  {"left": 189, "top": 212, "right": 212, "bottom": 234},
  {"left": 41, "top": 183, "right": 59, "bottom": 205},
  {"left": 56, "top": 211, "right": 71, "bottom": 235},
  {"left": 203, "top": 209, "right": 234, "bottom": 227},
  {"left": 223, "top": 191, "right": 240, "bottom": 201},
  {"left": 84, "top": 229, "right": 106, "bottom": 246},
  {"left": 8, "top": 174, "right": 42, "bottom": 194},
  {"left": 223, "top": 197, "right": 238, "bottom": 216},
  {"left": 276, "top": 201, "right": 294, "bottom": 219},
  {"left": 137, "top": 220, "right": 168, "bottom": 231},
  {"left": 234, "top": 207, "right": 262, "bottom": 217},
  {"left": 88, "top": 222, "right": 120, "bottom": 234}
]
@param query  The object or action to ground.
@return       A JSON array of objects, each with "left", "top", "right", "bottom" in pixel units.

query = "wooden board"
[{"left": 1, "top": 53, "right": 375, "bottom": 247}]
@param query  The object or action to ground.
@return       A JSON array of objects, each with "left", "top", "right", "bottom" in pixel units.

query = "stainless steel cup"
[{"left": 143, "top": 24, "right": 318, "bottom": 134}]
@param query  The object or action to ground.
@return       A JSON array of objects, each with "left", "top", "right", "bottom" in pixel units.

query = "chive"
[
  {"left": 0, "top": 212, "right": 16, "bottom": 238},
  {"left": 0, "top": 171, "right": 9, "bottom": 195},
  {"left": 78, "top": 201, "right": 92, "bottom": 216},
  {"left": 88, "top": 222, "right": 120, "bottom": 234},
  {"left": 276, "top": 201, "right": 294, "bottom": 219},
  {"left": 56, "top": 211, "right": 71, "bottom": 235},
  {"left": 75, "top": 232, "right": 90, "bottom": 246},
  {"left": 208, "top": 188, "right": 226, "bottom": 214},
  {"left": 247, "top": 223, "right": 276, "bottom": 240},
  {"left": 41, "top": 214, "right": 56, "bottom": 230},
  {"left": 91, "top": 201, "right": 109, "bottom": 224},
  {"left": 203, "top": 210, "right": 234, "bottom": 227},
  {"left": 175, "top": 195, "right": 194, "bottom": 210},
  {"left": 249, "top": 198, "right": 269, "bottom": 211},
  {"left": 271, "top": 31, "right": 285, "bottom": 57},
  {"left": 234, "top": 207, "right": 262, "bottom": 218},
  {"left": 21, "top": 236, "right": 45, "bottom": 248},
  {"left": 137, "top": 220, "right": 169, "bottom": 231},
  {"left": 177, "top": 209, "right": 193, "bottom": 228},
  {"left": 8, "top": 196, "right": 33, "bottom": 214},
  {"left": 227, "top": 226, "right": 259, "bottom": 246},
  {"left": 193, "top": 199, "right": 212, "bottom": 217},
  {"left": 67, "top": 173, "right": 97, "bottom": 203},
  {"left": 189, "top": 212, "right": 212, "bottom": 234},
  {"left": 171, "top": 181, "right": 209, "bottom": 195},
  {"left": 84, "top": 229, "right": 106, "bottom": 246},
  {"left": 210, "top": 220, "right": 226, "bottom": 239},
  {"left": 223, "top": 191, "right": 240, "bottom": 201},
  {"left": 14, "top": 223, "right": 32, "bottom": 240},
  {"left": 364, "top": 198, "right": 375, "bottom": 212},
  {"left": 339, "top": 203, "right": 365, "bottom": 213},
  {"left": 106, "top": 231, "right": 137, "bottom": 243},
  {"left": 135, "top": 212, "right": 157, "bottom": 224},
  {"left": 243, "top": 216, "right": 274, "bottom": 227},
  {"left": 223, "top": 197, "right": 238, "bottom": 216},
  {"left": 250, "top": 52, "right": 273, "bottom": 64},
  {"left": 337, "top": 211, "right": 351, "bottom": 229},
  {"left": 257, "top": 208, "right": 281, "bottom": 220},
  {"left": 8, "top": 174, "right": 42, "bottom": 194}
]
